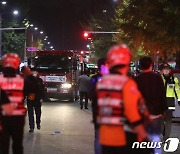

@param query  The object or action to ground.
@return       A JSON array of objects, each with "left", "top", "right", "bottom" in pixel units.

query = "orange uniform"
[{"left": 97, "top": 75, "right": 143, "bottom": 146}]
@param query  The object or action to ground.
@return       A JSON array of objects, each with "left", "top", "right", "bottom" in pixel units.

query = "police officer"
[
  {"left": 0, "top": 53, "right": 26, "bottom": 154},
  {"left": 161, "top": 64, "right": 179, "bottom": 140},
  {"left": 96, "top": 44, "right": 150, "bottom": 154},
  {"left": 21, "top": 66, "right": 44, "bottom": 133}
]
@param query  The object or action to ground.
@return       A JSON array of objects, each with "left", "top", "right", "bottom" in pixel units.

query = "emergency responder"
[
  {"left": 0, "top": 88, "right": 13, "bottom": 153},
  {"left": 96, "top": 44, "right": 151, "bottom": 154},
  {"left": 78, "top": 71, "right": 90, "bottom": 109},
  {"left": 21, "top": 66, "right": 44, "bottom": 133},
  {"left": 89, "top": 58, "right": 109, "bottom": 154},
  {"left": 0, "top": 88, "right": 13, "bottom": 117},
  {"left": 161, "top": 64, "right": 179, "bottom": 140},
  {"left": 135, "top": 56, "right": 167, "bottom": 154},
  {"left": 0, "top": 53, "right": 26, "bottom": 154}
]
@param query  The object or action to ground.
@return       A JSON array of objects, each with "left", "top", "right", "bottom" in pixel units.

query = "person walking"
[
  {"left": 135, "top": 56, "right": 168, "bottom": 154},
  {"left": 0, "top": 53, "right": 27, "bottom": 154},
  {"left": 21, "top": 66, "right": 44, "bottom": 133},
  {"left": 96, "top": 44, "right": 151, "bottom": 154},
  {"left": 160, "top": 64, "right": 179, "bottom": 140},
  {"left": 78, "top": 71, "right": 90, "bottom": 109},
  {"left": 89, "top": 58, "right": 109, "bottom": 154}
]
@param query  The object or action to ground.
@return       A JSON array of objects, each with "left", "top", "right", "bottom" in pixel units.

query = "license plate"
[{"left": 47, "top": 88, "right": 57, "bottom": 92}]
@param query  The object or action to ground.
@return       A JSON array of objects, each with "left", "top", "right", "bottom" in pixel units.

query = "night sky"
[{"left": 7, "top": 0, "right": 113, "bottom": 50}]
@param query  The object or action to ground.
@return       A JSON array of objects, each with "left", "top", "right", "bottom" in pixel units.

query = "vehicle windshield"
[{"left": 33, "top": 56, "right": 72, "bottom": 73}]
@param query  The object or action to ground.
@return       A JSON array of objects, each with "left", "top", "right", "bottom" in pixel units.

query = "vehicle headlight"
[{"left": 61, "top": 83, "right": 72, "bottom": 89}]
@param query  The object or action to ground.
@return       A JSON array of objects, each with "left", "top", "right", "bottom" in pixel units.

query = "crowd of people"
[
  {"left": 78, "top": 44, "right": 180, "bottom": 154},
  {"left": 0, "top": 43, "right": 180, "bottom": 154}
]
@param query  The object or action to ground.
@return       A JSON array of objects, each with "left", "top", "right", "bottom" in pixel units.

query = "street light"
[
  {"left": 34, "top": 27, "right": 38, "bottom": 30},
  {"left": 1, "top": 1, "right": 7, "bottom": 5},
  {"left": 13, "top": 10, "right": 19, "bottom": 15},
  {"left": 40, "top": 31, "right": 43, "bottom": 34}
]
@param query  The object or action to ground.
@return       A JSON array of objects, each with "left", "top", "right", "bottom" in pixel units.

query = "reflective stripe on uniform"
[
  {"left": 98, "top": 98, "right": 122, "bottom": 106},
  {"left": 12, "top": 109, "right": 26, "bottom": 116},
  {"left": 9, "top": 96, "right": 23, "bottom": 102},
  {"left": 97, "top": 117, "right": 125, "bottom": 125},
  {"left": 0, "top": 75, "right": 24, "bottom": 90},
  {"left": 0, "top": 74, "right": 26, "bottom": 116},
  {"left": 168, "top": 107, "right": 175, "bottom": 110},
  {"left": 97, "top": 74, "right": 127, "bottom": 91}
]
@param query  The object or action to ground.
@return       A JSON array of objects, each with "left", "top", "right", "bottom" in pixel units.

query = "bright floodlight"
[
  {"left": 30, "top": 24, "right": 34, "bottom": 27},
  {"left": 40, "top": 31, "right": 43, "bottom": 34},
  {"left": 87, "top": 44, "right": 90, "bottom": 48},
  {"left": 34, "top": 27, "right": 38, "bottom": 30},
  {"left": 2, "top": 1, "right": 7, "bottom": 5},
  {"left": 50, "top": 46, "right": 53, "bottom": 49},
  {"left": 47, "top": 42, "right": 50, "bottom": 44},
  {"left": 13, "top": 10, "right": 19, "bottom": 15}
]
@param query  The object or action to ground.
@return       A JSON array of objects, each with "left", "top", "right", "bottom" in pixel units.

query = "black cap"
[{"left": 159, "top": 63, "right": 171, "bottom": 71}]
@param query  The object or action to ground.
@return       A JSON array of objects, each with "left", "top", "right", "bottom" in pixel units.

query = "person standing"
[
  {"left": 78, "top": 71, "right": 90, "bottom": 109},
  {"left": 96, "top": 44, "right": 150, "bottom": 154},
  {"left": 0, "top": 88, "right": 13, "bottom": 117},
  {"left": 160, "top": 64, "right": 179, "bottom": 140},
  {"left": 0, "top": 53, "right": 26, "bottom": 154},
  {"left": 135, "top": 56, "right": 167, "bottom": 154},
  {"left": 0, "top": 88, "right": 13, "bottom": 154},
  {"left": 89, "top": 58, "right": 109, "bottom": 154},
  {"left": 21, "top": 66, "right": 44, "bottom": 133}
]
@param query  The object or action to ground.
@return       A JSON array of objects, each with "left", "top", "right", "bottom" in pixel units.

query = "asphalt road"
[
  {"left": 8, "top": 100, "right": 180, "bottom": 154},
  {"left": 23, "top": 100, "right": 94, "bottom": 154}
]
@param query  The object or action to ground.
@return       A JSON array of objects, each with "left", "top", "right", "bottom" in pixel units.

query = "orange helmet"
[
  {"left": 2, "top": 53, "right": 20, "bottom": 69},
  {"left": 107, "top": 44, "right": 132, "bottom": 68}
]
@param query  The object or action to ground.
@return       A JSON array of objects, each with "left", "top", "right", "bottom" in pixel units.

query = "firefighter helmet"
[
  {"left": 2, "top": 53, "right": 20, "bottom": 69},
  {"left": 107, "top": 44, "right": 132, "bottom": 68}
]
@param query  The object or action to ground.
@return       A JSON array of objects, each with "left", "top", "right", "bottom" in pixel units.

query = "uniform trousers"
[
  {"left": 27, "top": 100, "right": 41, "bottom": 129},
  {"left": 0, "top": 116, "right": 25, "bottom": 154}
]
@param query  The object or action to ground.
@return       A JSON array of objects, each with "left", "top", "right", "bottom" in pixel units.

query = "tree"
[
  {"left": 2, "top": 21, "right": 26, "bottom": 60},
  {"left": 113, "top": 0, "right": 180, "bottom": 62}
]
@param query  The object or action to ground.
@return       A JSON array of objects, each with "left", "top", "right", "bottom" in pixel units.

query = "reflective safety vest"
[
  {"left": 97, "top": 74, "right": 128, "bottom": 125},
  {"left": 0, "top": 74, "right": 26, "bottom": 116},
  {"left": 161, "top": 75, "right": 179, "bottom": 98}
]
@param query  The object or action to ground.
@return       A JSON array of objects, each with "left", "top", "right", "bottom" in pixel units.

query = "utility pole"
[{"left": 0, "top": 13, "right": 2, "bottom": 58}]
